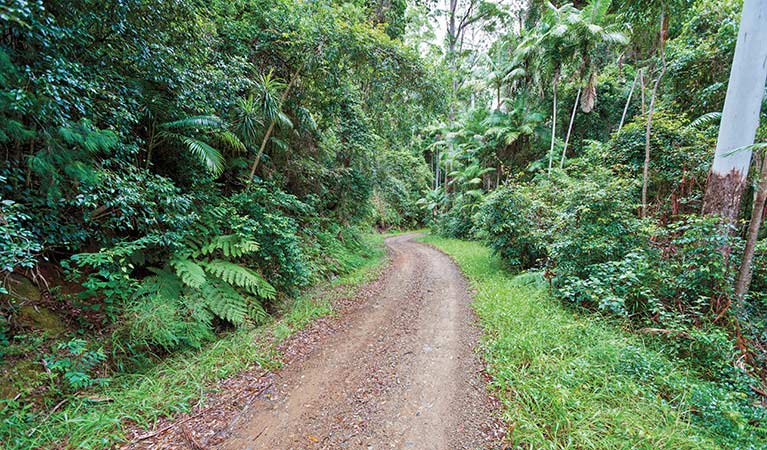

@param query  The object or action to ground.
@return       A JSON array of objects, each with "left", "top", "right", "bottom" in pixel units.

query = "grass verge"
[
  {"left": 1, "top": 233, "right": 387, "bottom": 449},
  {"left": 421, "top": 235, "right": 763, "bottom": 449}
]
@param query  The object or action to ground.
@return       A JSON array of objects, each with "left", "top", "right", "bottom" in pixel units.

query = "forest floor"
[{"left": 125, "top": 233, "right": 504, "bottom": 449}]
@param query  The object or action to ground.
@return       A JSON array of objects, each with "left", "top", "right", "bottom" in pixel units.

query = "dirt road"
[{"left": 219, "top": 233, "right": 498, "bottom": 449}]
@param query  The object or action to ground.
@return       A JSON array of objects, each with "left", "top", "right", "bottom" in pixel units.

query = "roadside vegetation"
[
  {"left": 420, "top": 0, "right": 767, "bottom": 446},
  {"left": 423, "top": 236, "right": 766, "bottom": 448},
  {"left": 1, "top": 234, "right": 385, "bottom": 448}
]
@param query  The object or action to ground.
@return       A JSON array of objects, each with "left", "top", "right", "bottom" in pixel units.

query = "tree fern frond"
[
  {"left": 200, "top": 279, "right": 248, "bottom": 325},
  {"left": 170, "top": 258, "right": 207, "bottom": 289},
  {"left": 202, "top": 259, "right": 276, "bottom": 299},
  {"left": 247, "top": 298, "right": 269, "bottom": 324},
  {"left": 136, "top": 268, "right": 183, "bottom": 300},
  {"left": 191, "top": 234, "right": 260, "bottom": 258}
]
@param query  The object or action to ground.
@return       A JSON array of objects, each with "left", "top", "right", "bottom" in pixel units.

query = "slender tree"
[
  {"left": 248, "top": 70, "right": 298, "bottom": 182},
  {"left": 617, "top": 70, "right": 638, "bottom": 133},
  {"left": 736, "top": 148, "right": 767, "bottom": 298},
  {"left": 641, "top": 11, "right": 667, "bottom": 218}
]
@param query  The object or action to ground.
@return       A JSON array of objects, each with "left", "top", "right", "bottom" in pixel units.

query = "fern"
[
  {"left": 201, "top": 259, "right": 276, "bottom": 299},
  {"left": 190, "top": 234, "right": 260, "bottom": 258},
  {"left": 138, "top": 268, "right": 183, "bottom": 300},
  {"left": 247, "top": 299, "right": 268, "bottom": 324},
  {"left": 200, "top": 279, "right": 248, "bottom": 325},
  {"left": 170, "top": 258, "right": 207, "bottom": 288}
]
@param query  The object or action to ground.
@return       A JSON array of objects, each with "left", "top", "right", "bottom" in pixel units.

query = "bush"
[
  {"left": 560, "top": 216, "right": 738, "bottom": 324},
  {"left": 474, "top": 184, "right": 548, "bottom": 269},
  {"left": 605, "top": 112, "right": 710, "bottom": 216},
  {"left": 546, "top": 168, "right": 642, "bottom": 281},
  {"left": 436, "top": 190, "right": 484, "bottom": 238}
]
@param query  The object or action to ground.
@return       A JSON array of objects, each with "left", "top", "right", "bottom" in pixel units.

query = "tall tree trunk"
[
  {"left": 248, "top": 68, "right": 301, "bottom": 182},
  {"left": 548, "top": 76, "right": 558, "bottom": 177},
  {"left": 561, "top": 87, "right": 581, "bottom": 168},
  {"left": 641, "top": 66, "right": 666, "bottom": 218},
  {"left": 736, "top": 153, "right": 767, "bottom": 299},
  {"left": 641, "top": 12, "right": 668, "bottom": 219},
  {"left": 639, "top": 69, "right": 646, "bottom": 115},
  {"left": 618, "top": 70, "right": 638, "bottom": 133},
  {"left": 702, "top": 0, "right": 767, "bottom": 225}
]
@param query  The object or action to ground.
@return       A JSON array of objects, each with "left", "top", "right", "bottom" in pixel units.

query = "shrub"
[
  {"left": 474, "top": 184, "right": 548, "bottom": 269},
  {"left": 546, "top": 168, "right": 643, "bottom": 281},
  {"left": 436, "top": 190, "right": 484, "bottom": 239},
  {"left": 605, "top": 112, "right": 710, "bottom": 216}
]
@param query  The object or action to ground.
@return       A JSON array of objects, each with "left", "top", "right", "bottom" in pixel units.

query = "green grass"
[
  {"left": 421, "top": 236, "right": 764, "bottom": 449},
  {"left": 0, "top": 233, "right": 387, "bottom": 449}
]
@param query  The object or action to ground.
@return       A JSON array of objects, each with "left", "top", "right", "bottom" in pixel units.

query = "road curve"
[{"left": 219, "top": 233, "right": 497, "bottom": 449}]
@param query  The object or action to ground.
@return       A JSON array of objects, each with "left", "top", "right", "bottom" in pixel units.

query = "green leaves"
[
  {"left": 158, "top": 115, "right": 248, "bottom": 176},
  {"left": 202, "top": 260, "right": 276, "bottom": 299},
  {"left": 170, "top": 258, "right": 207, "bottom": 289},
  {"left": 178, "top": 135, "right": 225, "bottom": 175}
]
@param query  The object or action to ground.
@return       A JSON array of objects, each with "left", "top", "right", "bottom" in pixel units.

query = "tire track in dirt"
[{"left": 219, "top": 233, "right": 498, "bottom": 449}]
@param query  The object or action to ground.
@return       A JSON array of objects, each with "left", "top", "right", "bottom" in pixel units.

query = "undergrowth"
[
  {"left": 0, "top": 234, "right": 386, "bottom": 449},
  {"left": 421, "top": 236, "right": 766, "bottom": 450}
]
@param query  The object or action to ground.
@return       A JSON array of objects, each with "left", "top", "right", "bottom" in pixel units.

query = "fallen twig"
[
  {"left": 132, "top": 381, "right": 273, "bottom": 443},
  {"left": 639, "top": 327, "right": 691, "bottom": 339}
]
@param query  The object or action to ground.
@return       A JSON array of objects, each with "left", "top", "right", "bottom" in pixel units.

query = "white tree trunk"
[
  {"left": 618, "top": 71, "right": 638, "bottom": 133},
  {"left": 702, "top": 0, "right": 767, "bottom": 223},
  {"left": 548, "top": 77, "right": 558, "bottom": 176},
  {"left": 561, "top": 87, "right": 581, "bottom": 168}
]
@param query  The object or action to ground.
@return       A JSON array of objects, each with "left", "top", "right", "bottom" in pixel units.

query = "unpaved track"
[{"left": 220, "top": 233, "right": 496, "bottom": 449}]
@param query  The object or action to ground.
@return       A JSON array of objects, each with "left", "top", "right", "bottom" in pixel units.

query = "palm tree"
[
  {"left": 559, "top": 0, "right": 628, "bottom": 167},
  {"left": 247, "top": 70, "right": 297, "bottom": 182},
  {"left": 540, "top": 2, "right": 578, "bottom": 175},
  {"left": 158, "top": 115, "right": 245, "bottom": 176}
]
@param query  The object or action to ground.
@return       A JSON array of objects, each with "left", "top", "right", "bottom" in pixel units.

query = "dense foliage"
[
  {"left": 423, "top": 0, "right": 767, "bottom": 445},
  {"left": 0, "top": 0, "right": 441, "bottom": 446},
  {"left": 3, "top": 0, "right": 767, "bottom": 446}
]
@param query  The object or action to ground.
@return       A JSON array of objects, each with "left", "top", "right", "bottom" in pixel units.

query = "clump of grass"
[
  {"left": 421, "top": 236, "right": 765, "bottom": 449},
  {"left": 0, "top": 233, "right": 387, "bottom": 449}
]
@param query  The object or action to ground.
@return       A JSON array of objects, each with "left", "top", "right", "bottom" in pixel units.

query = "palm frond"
[
  {"left": 179, "top": 136, "right": 224, "bottom": 175},
  {"left": 724, "top": 142, "right": 767, "bottom": 157},
  {"left": 217, "top": 130, "right": 246, "bottom": 153},
  {"left": 277, "top": 111, "right": 294, "bottom": 129},
  {"left": 687, "top": 111, "right": 722, "bottom": 130},
  {"left": 162, "top": 115, "right": 225, "bottom": 130}
]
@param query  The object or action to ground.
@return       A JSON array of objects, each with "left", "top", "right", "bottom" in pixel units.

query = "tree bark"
[
  {"left": 735, "top": 152, "right": 767, "bottom": 299},
  {"left": 561, "top": 87, "right": 581, "bottom": 168},
  {"left": 548, "top": 76, "right": 558, "bottom": 177},
  {"left": 639, "top": 69, "right": 646, "bottom": 115},
  {"left": 702, "top": 0, "right": 767, "bottom": 225}
]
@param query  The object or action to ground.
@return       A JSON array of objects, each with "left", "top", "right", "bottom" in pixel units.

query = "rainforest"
[{"left": 1, "top": 0, "right": 767, "bottom": 448}]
